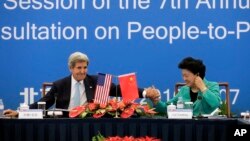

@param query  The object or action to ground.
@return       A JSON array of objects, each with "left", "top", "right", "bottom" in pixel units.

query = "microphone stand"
[
  {"left": 53, "top": 94, "right": 57, "bottom": 118},
  {"left": 47, "top": 93, "right": 62, "bottom": 118}
]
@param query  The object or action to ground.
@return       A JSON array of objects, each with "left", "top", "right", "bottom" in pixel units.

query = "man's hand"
[{"left": 3, "top": 109, "right": 18, "bottom": 117}]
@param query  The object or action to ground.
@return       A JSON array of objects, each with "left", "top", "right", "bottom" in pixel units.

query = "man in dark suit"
[
  {"left": 30, "top": 75, "right": 145, "bottom": 110},
  {"left": 4, "top": 52, "right": 159, "bottom": 117}
]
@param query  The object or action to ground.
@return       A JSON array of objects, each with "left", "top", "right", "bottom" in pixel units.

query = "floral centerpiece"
[
  {"left": 92, "top": 132, "right": 161, "bottom": 141},
  {"left": 69, "top": 98, "right": 157, "bottom": 118}
]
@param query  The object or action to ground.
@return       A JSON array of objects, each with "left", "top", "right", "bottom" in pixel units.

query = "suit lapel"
[
  {"left": 84, "top": 75, "right": 95, "bottom": 102},
  {"left": 64, "top": 76, "right": 72, "bottom": 108}
]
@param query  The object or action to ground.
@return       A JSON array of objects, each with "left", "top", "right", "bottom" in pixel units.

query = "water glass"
[
  {"left": 0, "top": 99, "right": 4, "bottom": 117},
  {"left": 184, "top": 102, "right": 193, "bottom": 110},
  {"left": 38, "top": 102, "right": 46, "bottom": 117}
]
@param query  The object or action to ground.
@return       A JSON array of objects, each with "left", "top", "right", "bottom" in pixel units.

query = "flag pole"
[{"left": 114, "top": 75, "right": 119, "bottom": 118}]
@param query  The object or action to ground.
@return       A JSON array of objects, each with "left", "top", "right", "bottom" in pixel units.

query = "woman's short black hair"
[{"left": 178, "top": 57, "right": 206, "bottom": 79}]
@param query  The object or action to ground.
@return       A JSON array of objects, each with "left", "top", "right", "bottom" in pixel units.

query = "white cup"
[
  {"left": 167, "top": 103, "right": 176, "bottom": 112},
  {"left": 38, "top": 102, "right": 46, "bottom": 117}
]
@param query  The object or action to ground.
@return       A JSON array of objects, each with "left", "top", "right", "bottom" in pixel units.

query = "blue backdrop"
[{"left": 0, "top": 0, "right": 249, "bottom": 115}]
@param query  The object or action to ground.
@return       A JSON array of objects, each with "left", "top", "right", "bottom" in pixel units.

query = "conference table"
[{"left": 0, "top": 117, "right": 249, "bottom": 141}]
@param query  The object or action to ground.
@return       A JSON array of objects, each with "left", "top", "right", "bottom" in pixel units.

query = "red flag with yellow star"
[{"left": 118, "top": 73, "right": 139, "bottom": 101}]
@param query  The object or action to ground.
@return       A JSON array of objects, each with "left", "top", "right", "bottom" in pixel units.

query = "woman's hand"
[{"left": 194, "top": 76, "right": 207, "bottom": 93}]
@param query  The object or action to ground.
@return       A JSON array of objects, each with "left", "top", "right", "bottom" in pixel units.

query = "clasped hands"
[{"left": 145, "top": 86, "right": 161, "bottom": 105}]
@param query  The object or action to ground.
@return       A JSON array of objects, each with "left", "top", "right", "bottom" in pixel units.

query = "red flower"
[
  {"left": 88, "top": 103, "right": 98, "bottom": 111},
  {"left": 69, "top": 98, "right": 157, "bottom": 119},
  {"left": 118, "top": 101, "right": 126, "bottom": 110},
  {"left": 92, "top": 132, "right": 161, "bottom": 140},
  {"left": 123, "top": 136, "right": 135, "bottom": 141},
  {"left": 130, "top": 103, "right": 139, "bottom": 110},
  {"left": 98, "top": 135, "right": 161, "bottom": 141},
  {"left": 69, "top": 106, "right": 85, "bottom": 118},
  {"left": 108, "top": 99, "right": 119, "bottom": 111},
  {"left": 100, "top": 103, "right": 107, "bottom": 109},
  {"left": 142, "top": 105, "right": 158, "bottom": 115},
  {"left": 93, "top": 109, "right": 106, "bottom": 118},
  {"left": 121, "top": 107, "right": 135, "bottom": 118}
]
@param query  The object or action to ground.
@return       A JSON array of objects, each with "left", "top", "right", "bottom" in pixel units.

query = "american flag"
[{"left": 94, "top": 73, "right": 112, "bottom": 104}]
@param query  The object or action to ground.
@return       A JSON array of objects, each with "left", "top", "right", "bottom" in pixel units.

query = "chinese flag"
[{"left": 118, "top": 73, "right": 139, "bottom": 101}]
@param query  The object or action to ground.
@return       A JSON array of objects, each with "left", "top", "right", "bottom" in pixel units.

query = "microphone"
[{"left": 47, "top": 93, "right": 63, "bottom": 118}]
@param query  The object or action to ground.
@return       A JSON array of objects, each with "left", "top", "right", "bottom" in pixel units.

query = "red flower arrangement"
[
  {"left": 69, "top": 99, "right": 157, "bottom": 118},
  {"left": 92, "top": 132, "right": 161, "bottom": 141}
]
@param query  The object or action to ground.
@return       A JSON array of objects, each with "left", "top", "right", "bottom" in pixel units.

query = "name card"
[
  {"left": 168, "top": 109, "right": 193, "bottom": 119},
  {"left": 18, "top": 109, "right": 43, "bottom": 119},
  {"left": 47, "top": 111, "right": 63, "bottom": 117}
]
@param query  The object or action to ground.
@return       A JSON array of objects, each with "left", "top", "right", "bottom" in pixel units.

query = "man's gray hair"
[{"left": 68, "top": 52, "right": 89, "bottom": 68}]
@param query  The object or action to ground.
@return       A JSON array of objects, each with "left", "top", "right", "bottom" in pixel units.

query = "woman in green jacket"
[{"left": 151, "top": 57, "right": 221, "bottom": 116}]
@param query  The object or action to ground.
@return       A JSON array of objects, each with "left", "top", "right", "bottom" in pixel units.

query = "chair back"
[
  {"left": 174, "top": 82, "right": 231, "bottom": 117},
  {"left": 42, "top": 82, "right": 53, "bottom": 97}
]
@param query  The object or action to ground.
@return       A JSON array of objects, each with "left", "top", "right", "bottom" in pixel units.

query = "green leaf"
[
  {"left": 92, "top": 132, "right": 105, "bottom": 141},
  {"left": 96, "top": 109, "right": 106, "bottom": 114},
  {"left": 80, "top": 112, "right": 88, "bottom": 118},
  {"left": 91, "top": 136, "right": 97, "bottom": 141}
]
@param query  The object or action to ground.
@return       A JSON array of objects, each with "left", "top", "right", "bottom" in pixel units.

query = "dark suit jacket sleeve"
[
  {"left": 29, "top": 84, "right": 57, "bottom": 109},
  {"left": 29, "top": 76, "right": 71, "bottom": 109}
]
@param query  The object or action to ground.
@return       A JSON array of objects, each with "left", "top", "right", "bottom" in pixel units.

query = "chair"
[
  {"left": 42, "top": 82, "right": 53, "bottom": 97},
  {"left": 174, "top": 82, "right": 231, "bottom": 117}
]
